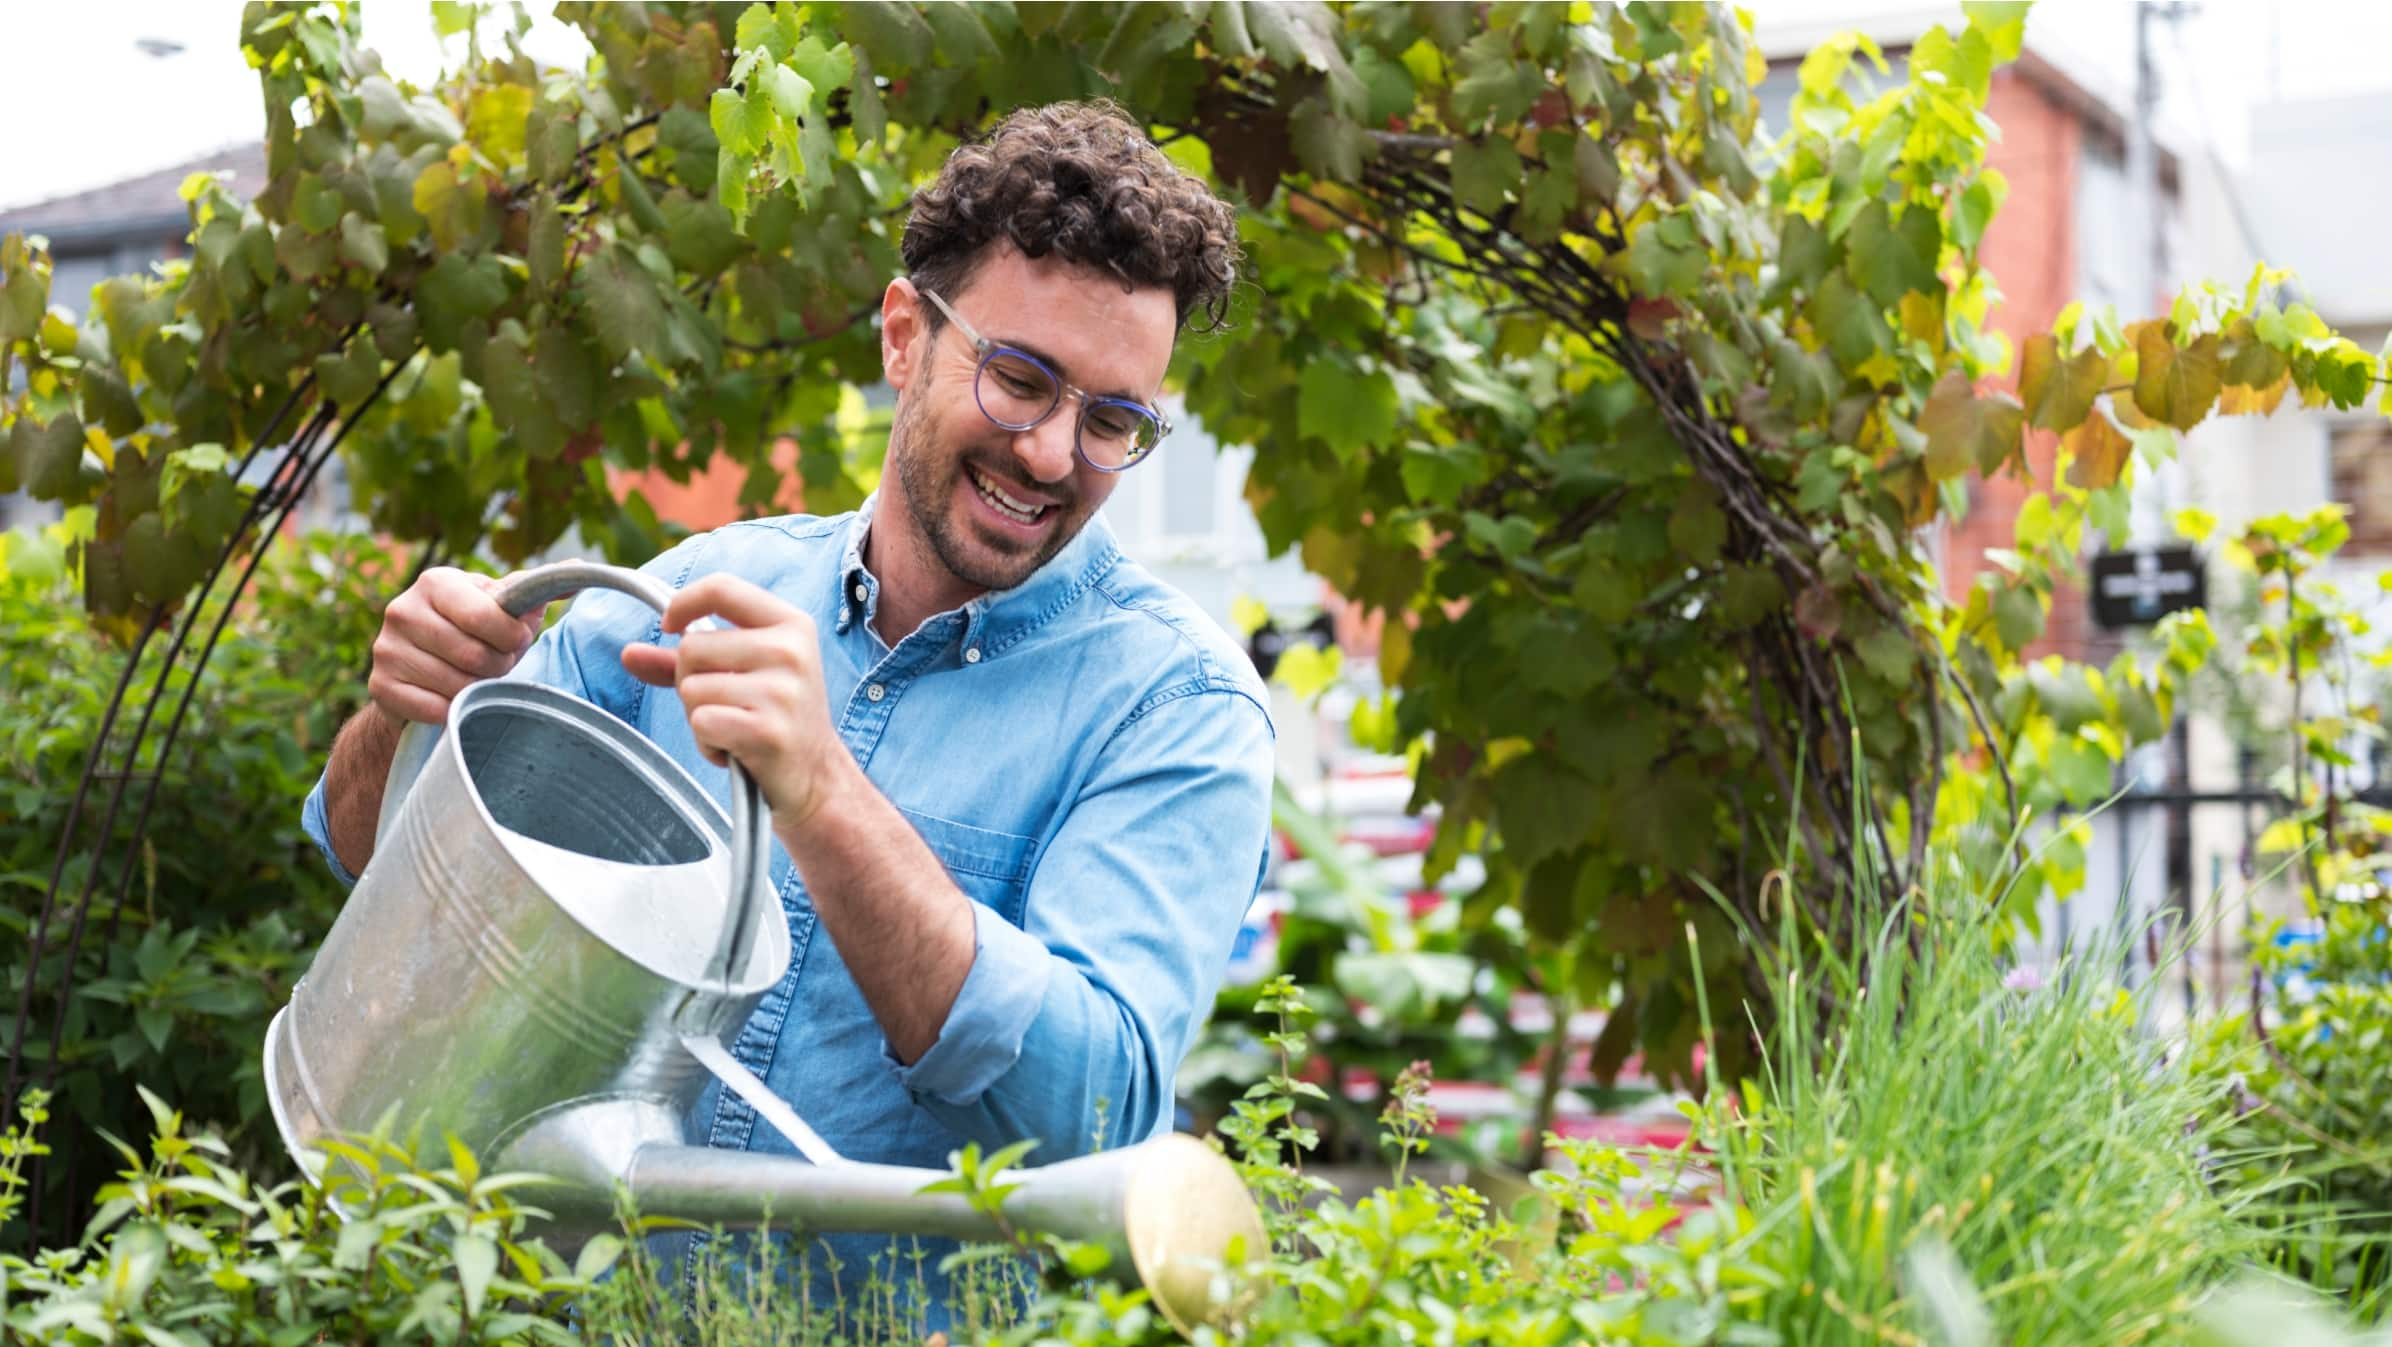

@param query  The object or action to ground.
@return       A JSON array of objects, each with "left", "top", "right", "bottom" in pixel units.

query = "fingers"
[
  {"left": 433, "top": 571, "right": 544, "bottom": 652},
  {"left": 671, "top": 623, "right": 814, "bottom": 677},
  {"left": 369, "top": 567, "right": 543, "bottom": 725},
  {"left": 621, "top": 641, "right": 679, "bottom": 687},
  {"left": 660, "top": 574, "right": 804, "bottom": 635}
]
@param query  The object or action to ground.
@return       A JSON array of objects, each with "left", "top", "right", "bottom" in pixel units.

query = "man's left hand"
[{"left": 621, "top": 575, "right": 850, "bottom": 831}]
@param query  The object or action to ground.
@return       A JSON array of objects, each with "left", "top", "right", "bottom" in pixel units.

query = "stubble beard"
[{"left": 889, "top": 391, "right": 1078, "bottom": 595}]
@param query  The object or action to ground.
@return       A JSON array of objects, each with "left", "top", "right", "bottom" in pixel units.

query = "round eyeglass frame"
[{"left": 917, "top": 287, "right": 1172, "bottom": 472}]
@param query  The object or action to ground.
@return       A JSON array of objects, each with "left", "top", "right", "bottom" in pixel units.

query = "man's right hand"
[{"left": 367, "top": 567, "right": 547, "bottom": 726}]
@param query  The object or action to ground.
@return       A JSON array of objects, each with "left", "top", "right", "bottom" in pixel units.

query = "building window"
[{"left": 2330, "top": 421, "right": 2392, "bottom": 553}]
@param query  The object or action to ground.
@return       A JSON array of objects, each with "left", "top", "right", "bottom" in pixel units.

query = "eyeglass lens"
[{"left": 973, "top": 350, "right": 1162, "bottom": 467}]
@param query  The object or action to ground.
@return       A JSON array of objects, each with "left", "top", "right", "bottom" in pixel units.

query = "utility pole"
[{"left": 2121, "top": 1, "right": 2194, "bottom": 997}]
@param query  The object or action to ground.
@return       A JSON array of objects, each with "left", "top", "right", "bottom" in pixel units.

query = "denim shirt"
[{"left": 301, "top": 496, "right": 1275, "bottom": 1316}]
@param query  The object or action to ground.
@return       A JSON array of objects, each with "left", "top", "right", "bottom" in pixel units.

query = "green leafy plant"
[
  {"left": 0, "top": 521, "right": 391, "bottom": 1231},
  {"left": 1706, "top": 880, "right": 2267, "bottom": 1346},
  {"left": 0, "top": 1089, "right": 616, "bottom": 1346},
  {"left": 2182, "top": 505, "right": 2392, "bottom": 1323}
]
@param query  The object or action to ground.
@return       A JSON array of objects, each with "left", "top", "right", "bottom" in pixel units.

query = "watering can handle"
[{"left": 376, "top": 560, "right": 771, "bottom": 997}]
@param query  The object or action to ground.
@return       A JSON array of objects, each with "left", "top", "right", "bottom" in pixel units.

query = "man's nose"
[{"left": 1009, "top": 408, "right": 1079, "bottom": 485}]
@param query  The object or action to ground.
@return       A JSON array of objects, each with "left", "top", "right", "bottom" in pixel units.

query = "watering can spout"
[{"left": 617, "top": 1134, "right": 1265, "bottom": 1334}]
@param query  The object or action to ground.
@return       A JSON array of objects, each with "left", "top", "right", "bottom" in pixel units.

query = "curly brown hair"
[{"left": 900, "top": 100, "right": 1242, "bottom": 334}]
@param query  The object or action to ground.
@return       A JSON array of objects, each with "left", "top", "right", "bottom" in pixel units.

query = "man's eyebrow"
[{"left": 986, "top": 330, "right": 1147, "bottom": 404}]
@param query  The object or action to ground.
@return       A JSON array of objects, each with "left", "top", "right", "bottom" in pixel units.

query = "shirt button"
[
  {"left": 866, "top": 683, "right": 886, "bottom": 702},
  {"left": 852, "top": 582, "right": 867, "bottom": 603},
  {"left": 964, "top": 648, "right": 982, "bottom": 664}
]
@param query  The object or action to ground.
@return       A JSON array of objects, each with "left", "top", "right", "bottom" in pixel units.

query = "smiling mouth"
[{"left": 966, "top": 464, "right": 1054, "bottom": 527}]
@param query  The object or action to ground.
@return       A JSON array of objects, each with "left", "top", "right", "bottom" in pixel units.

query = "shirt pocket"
[{"left": 896, "top": 807, "right": 1036, "bottom": 929}]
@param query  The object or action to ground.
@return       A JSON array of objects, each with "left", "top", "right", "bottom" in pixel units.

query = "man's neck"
[{"left": 861, "top": 512, "right": 982, "bottom": 647}]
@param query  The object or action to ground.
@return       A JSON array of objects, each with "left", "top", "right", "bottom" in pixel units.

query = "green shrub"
[
  {"left": 0, "top": 523, "right": 391, "bottom": 1231},
  {"left": 2201, "top": 902, "right": 2392, "bottom": 1323}
]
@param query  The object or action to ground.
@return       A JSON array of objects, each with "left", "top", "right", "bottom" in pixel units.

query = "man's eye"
[
  {"left": 986, "top": 357, "right": 1049, "bottom": 399},
  {"left": 1086, "top": 409, "right": 1139, "bottom": 441}
]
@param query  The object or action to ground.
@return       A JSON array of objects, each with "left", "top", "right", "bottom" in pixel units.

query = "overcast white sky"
[{"left": 1, "top": 2, "right": 2388, "bottom": 213}]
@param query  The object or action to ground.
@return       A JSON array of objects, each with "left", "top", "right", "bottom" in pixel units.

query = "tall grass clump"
[{"left": 1703, "top": 859, "right": 2267, "bottom": 1347}]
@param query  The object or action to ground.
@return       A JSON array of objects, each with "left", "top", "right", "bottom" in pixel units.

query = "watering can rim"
[{"left": 439, "top": 678, "right": 793, "bottom": 999}]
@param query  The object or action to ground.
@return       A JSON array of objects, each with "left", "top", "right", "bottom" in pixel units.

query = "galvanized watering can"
[{"left": 264, "top": 561, "right": 1263, "bottom": 1333}]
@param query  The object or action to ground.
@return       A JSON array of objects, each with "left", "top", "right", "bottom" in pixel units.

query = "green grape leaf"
[
  {"left": 1991, "top": 582, "right": 2044, "bottom": 652},
  {"left": 1452, "top": 31, "right": 1541, "bottom": 127},
  {"left": 1400, "top": 442, "right": 1485, "bottom": 506},
  {"left": 735, "top": 2, "right": 797, "bottom": 61},
  {"left": 850, "top": 43, "right": 885, "bottom": 150},
  {"left": 1776, "top": 215, "right": 1834, "bottom": 294},
  {"left": 1618, "top": 212, "right": 1705, "bottom": 299},
  {"left": 534, "top": 323, "right": 601, "bottom": 428},
  {"left": 662, "top": 195, "right": 744, "bottom": 276},
  {"left": 479, "top": 330, "right": 564, "bottom": 458},
  {"left": 526, "top": 98, "right": 579, "bottom": 182},
  {"left": 579, "top": 248, "right": 667, "bottom": 362},
  {"left": 2218, "top": 316, "right": 2287, "bottom": 390},
  {"left": 1297, "top": 360, "right": 1399, "bottom": 459},
  {"left": 1290, "top": 97, "right": 1372, "bottom": 183},
  {"left": 1246, "top": 2, "right": 1364, "bottom": 119},
  {"left": 709, "top": 88, "right": 771, "bottom": 157},
  {"left": 1847, "top": 200, "right": 1941, "bottom": 308},
  {"left": 313, "top": 337, "right": 382, "bottom": 407},
  {"left": 1450, "top": 137, "right": 1521, "bottom": 217},
  {"left": 528, "top": 204, "right": 565, "bottom": 292},
  {"left": 659, "top": 105, "right": 719, "bottom": 193},
  {"left": 12, "top": 412, "right": 86, "bottom": 500},
  {"left": 760, "top": 62, "right": 815, "bottom": 122},
  {"left": 416, "top": 253, "right": 508, "bottom": 351},
  {"left": 1517, "top": 167, "right": 1579, "bottom": 242},
  {"left": 79, "top": 364, "right": 143, "bottom": 437},
  {"left": 2045, "top": 736, "right": 2112, "bottom": 806},
  {"left": 337, "top": 212, "right": 389, "bottom": 275},
  {"left": 786, "top": 36, "right": 855, "bottom": 97},
  {"left": 1953, "top": 170, "right": 2005, "bottom": 251},
  {"left": 1491, "top": 755, "right": 1601, "bottom": 869},
  {"left": 836, "top": 0, "right": 934, "bottom": 69}
]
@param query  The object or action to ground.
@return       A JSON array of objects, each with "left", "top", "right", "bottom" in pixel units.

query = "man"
[{"left": 301, "top": 100, "right": 1272, "bottom": 1316}]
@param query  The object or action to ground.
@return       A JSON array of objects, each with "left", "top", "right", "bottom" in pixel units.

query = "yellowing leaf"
[
  {"left": 2131, "top": 323, "right": 2221, "bottom": 431},
  {"left": 1378, "top": 616, "right": 1412, "bottom": 686},
  {"left": 1229, "top": 594, "right": 1269, "bottom": 638},
  {"left": 1919, "top": 371, "right": 2024, "bottom": 480},
  {"left": 2218, "top": 373, "right": 2290, "bottom": 417},
  {"left": 2062, "top": 406, "right": 2133, "bottom": 490},
  {"left": 466, "top": 84, "right": 533, "bottom": 167},
  {"left": 1271, "top": 641, "right": 1343, "bottom": 702},
  {"left": 2018, "top": 331, "right": 2107, "bottom": 432},
  {"left": 1899, "top": 290, "right": 1946, "bottom": 350}
]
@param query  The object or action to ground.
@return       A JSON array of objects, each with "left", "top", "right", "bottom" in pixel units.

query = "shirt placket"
[{"left": 703, "top": 612, "right": 959, "bottom": 1151}]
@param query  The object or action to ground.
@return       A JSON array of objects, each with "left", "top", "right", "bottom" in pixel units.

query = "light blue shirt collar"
[{"left": 833, "top": 490, "right": 1123, "bottom": 662}]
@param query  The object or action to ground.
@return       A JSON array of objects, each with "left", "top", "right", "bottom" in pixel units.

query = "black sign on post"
[{"left": 2089, "top": 545, "right": 2206, "bottom": 630}]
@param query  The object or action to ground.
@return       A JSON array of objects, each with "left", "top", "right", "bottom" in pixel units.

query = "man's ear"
[{"left": 880, "top": 278, "right": 923, "bottom": 393}]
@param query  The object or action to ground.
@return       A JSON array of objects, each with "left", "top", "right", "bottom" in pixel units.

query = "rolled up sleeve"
[{"left": 892, "top": 683, "right": 1275, "bottom": 1156}]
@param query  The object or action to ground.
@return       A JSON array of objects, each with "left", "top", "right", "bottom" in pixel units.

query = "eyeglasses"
[{"left": 917, "top": 287, "right": 1172, "bottom": 471}]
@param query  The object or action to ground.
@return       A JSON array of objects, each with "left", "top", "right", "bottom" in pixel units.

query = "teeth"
[{"left": 970, "top": 467, "right": 1044, "bottom": 523}]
